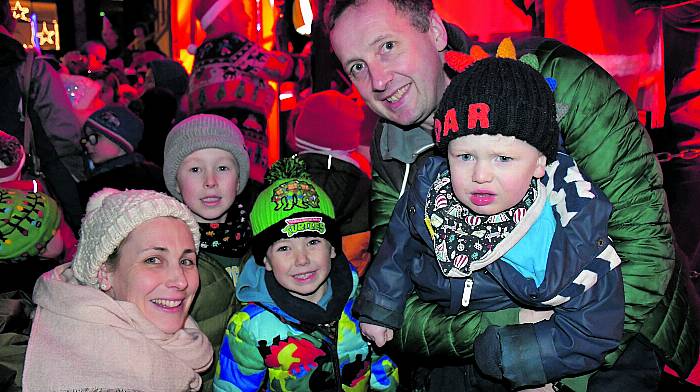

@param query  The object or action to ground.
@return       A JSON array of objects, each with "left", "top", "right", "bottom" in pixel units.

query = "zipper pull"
[
  {"left": 461, "top": 276, "right": 474, "bottom": 307},
  {"left": 424, "top": 216, "right": 436, "bottom": 240}
]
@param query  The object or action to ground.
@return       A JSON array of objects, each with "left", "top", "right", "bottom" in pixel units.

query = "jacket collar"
[
  {"left": 90, "top": 152, "right": 144, "bottom": 176},
  {"left": 379, "top": 122, "right": 434, "bottom": 164}
]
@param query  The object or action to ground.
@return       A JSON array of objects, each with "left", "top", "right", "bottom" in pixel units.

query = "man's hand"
[{"left": 360, "top": 322, "right": 394, "bottom": 347}]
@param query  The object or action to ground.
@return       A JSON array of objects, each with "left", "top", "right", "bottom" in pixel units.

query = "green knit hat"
[
  {"left": 0, "top": 189, "right": 61, "bottom": 259},
  {"left": 250, "top": 156, "right": 339, "bottom": 264}
]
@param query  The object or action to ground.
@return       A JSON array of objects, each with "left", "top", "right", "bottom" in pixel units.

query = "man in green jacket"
[{"left": 327, "top": 0, "right": 698, "bottom": 390}]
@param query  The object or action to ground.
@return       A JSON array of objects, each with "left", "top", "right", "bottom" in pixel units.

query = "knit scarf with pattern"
[
  {"left": 198, "top": 202, "right": 252, "bottom": 258},
  {"left": 425, "top": 170, "right": 538, "bottom": 277}
]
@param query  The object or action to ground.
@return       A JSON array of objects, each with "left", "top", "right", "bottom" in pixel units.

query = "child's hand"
[{"left": 360, "top": 322, "right": 394, "bottom": 347}]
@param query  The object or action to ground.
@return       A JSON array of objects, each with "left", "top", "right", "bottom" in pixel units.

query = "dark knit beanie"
[
  {"left": 85, "top": 106, "right": 144, "bottom": 153},
  {"left": 433, "top": 57, "right": 559, "bottom": 163},
  {"left": 149, "top": 60, "right": 189, "bottom": 97}
]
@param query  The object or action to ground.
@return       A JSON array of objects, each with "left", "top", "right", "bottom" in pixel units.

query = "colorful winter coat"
[
  {"left": 214, "top": 256, "right": 398, "bottom": 392},
  {"left": 358, "top": 153, "right": 624, "bottom": 387},
  {"left": 369, "top": 26, "right": 698, "bottom": 386}
]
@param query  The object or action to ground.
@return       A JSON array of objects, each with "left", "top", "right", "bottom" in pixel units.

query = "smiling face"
[
  {"left": 447, "top": 134, "right": 547, "bottom": 216},
  {"left": 176, "top": 148, "right": 239, "bottom": 223},
  {"left": 330, "top": 0, "right": 450, "bottom": 131},
  {"left": 263, "top": 237, "right": 335, "bottom": 304},
  {"left": 98, "top": 217, "right": 198, "bottom": 334}
]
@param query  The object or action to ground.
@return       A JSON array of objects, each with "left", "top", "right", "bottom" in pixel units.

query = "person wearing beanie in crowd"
[
  {"left": 22, "top": 188, "right": 213, "bottom": 391},
  {"left": 213, "top": 156, "right": 398, "bottom": 392},
  {"left": 78, "top": 105, "right": 166, "bottom": 209},
  {"left": 145, "top": 59, "right": 189, "bottom": 101},
  {"left": 184, "top": 0, "right": 307, "bottom": 186},
  {"left": 0, "top": 188, "right": 66, "bottom": 296},
  {"left": 0, "top": 130, "right": 79, "bottom": 263},
  {"left": 288, "top": 90, "right": 372, "bottom": 275},
  {"left": 164, "top": 113, "right": 252, "bottom": 391},
  {"left": 357, "top": 58, "right": 625, "bottom": 389}
]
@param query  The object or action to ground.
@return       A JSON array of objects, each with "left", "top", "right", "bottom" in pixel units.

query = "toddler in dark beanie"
[{"left": 357, "top": 57, "right": 626, "bottom": 389}]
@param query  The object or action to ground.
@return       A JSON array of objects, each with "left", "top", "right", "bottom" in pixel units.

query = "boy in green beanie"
[{"left": 213, "top": 157, "right": 398, "bottom": 392}]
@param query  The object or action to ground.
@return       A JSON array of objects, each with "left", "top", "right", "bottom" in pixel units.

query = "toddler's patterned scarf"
[{"left": 425, "top": 170, "right": 537, "bottom": 276}]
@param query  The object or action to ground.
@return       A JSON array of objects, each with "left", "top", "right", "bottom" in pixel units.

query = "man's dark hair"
[{"left": 325, "top": 0, "right": 434, "bottom": 33}]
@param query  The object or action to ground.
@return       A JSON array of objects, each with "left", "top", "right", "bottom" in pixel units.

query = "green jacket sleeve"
[
  {"left": 190, "top": 252, "right": 238, "bottom": 391},
  {"left": 387, "top": 294, "right": 520, "bottom": 360},
  {"left": 534, "top": 40, "right": 674, "bottom": 360}
]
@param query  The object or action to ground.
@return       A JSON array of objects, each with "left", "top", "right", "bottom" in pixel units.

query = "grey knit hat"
[
  {"left": 72, "top": 188, "right": 201, "bottom": 287},
  {"left": 164, "top": 114, "right": 250, "bottom": 200}
]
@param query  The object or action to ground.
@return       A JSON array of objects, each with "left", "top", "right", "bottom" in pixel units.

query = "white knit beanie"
[
  {"left": 163, "top": 114, "right": 250, "bottom": 200},
  {"left": 72, "top": 188, "right": 201, "bottom": 287}
]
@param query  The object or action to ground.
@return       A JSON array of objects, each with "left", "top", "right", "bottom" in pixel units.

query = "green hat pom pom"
[
  {"left": 518, "top": 53, "right": 539, "bottom": 71},
  {"left": 264, "top": 155, "right": 312, "bottom": 184}
]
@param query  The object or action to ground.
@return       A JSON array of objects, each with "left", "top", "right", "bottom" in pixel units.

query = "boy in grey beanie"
[{"left": 163, "top": 113, "right": 252, "bottom": 391}]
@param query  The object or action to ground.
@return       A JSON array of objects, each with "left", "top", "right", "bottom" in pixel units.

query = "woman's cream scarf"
[{"left": 23, "top": 263, "right": 213, "bottom": 391}]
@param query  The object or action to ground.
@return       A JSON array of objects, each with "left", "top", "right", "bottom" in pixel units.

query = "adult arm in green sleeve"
[{"left": 534, "top": 39, "right": 674, "bottom": 360}]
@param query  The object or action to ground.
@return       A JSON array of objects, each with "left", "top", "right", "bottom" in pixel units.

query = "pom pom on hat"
[
  {"left": 72, "top": 188, "right": 201, "bottom": 287},
  {"left": 0, "top": 131, "right": 25, "bottom": 183},
  {"left": 164, "top": 114, "right": 250, "bottom": 199},
  {"left": 0, "top": 188, "right": 61, "bottom": 259},
  {"left": 250, "top": 156, "right": 339, "bottom": 264}
]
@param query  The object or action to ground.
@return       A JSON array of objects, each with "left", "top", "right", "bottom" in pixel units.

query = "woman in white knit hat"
[{"left": 22, "top": 188, "right": 213, "bottom": 391}]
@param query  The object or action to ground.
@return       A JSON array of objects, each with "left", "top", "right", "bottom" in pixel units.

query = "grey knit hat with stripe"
[
  {"left": 164, "top": 114, "right": 250, "bottom": 200},
  {"left": 72, "top": 188, "right": 200, "bottom": 287},
  {"left": 433, "top": 57, "right": 559, "bottom": 163}
]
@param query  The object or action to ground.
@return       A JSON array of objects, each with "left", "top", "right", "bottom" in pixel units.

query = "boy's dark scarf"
[
  {"left": 264, "top": 255, "right": 352, "bottom": 326},
  {"left": 198, "top": 203, "right": 252, "bottom": 258}
]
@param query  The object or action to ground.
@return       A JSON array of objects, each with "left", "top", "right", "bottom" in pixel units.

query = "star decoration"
[
  {"left": 36, "top": 21, "right": 55, "bottom": 46},
  {"left": 12, "top": 1, "right": 29, "bottom": 22}
]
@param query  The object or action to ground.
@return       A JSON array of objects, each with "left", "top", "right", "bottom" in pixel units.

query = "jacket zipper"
[{"left": 318, "top": 321, "right": 342, "bottom": 391}]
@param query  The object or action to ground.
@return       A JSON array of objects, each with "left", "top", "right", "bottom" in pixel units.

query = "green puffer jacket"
[
  {"left": 189, "top": 250, "right": 242, "bottom": 392},
  {"left": 371, "top": 36, "right": 698, "bottom": 388}
]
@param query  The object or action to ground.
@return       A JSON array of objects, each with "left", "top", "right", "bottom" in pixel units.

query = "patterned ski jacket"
[
  {"left": 356, "top": 153, "right": 624, "bottom": 387},
  {"left": 214, "top": 256, "right": 398, "bottom": 392}
]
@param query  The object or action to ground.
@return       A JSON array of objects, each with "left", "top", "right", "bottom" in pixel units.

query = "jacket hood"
[
  {"left": 236, "top": 256, "right": 272, "bottom": 304},
  {"left": 236, "top": 253, "right": 358, "bottom": 324},
  {"left": 0, "top": 33, "right": 25, "bottom": 67}
]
